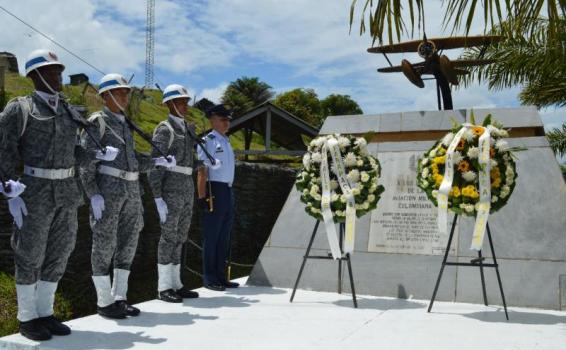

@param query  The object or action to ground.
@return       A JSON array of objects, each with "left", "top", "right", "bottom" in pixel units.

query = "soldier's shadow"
[
  {"left": 43, "top": 330, "right": 166, "bottom": 350},
  {"left": 185, "top": 295, "right": 259, "bottom": 309},
  {"left": 111, "top": 311, "right": 218, "bottom": 327},
  {"left": 224, "top": 285, "right": 287, "bottom": 296}
]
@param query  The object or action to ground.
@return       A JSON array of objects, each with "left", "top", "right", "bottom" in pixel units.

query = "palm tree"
[
  {"left": 350, "top": 1, "right": 566, "bottom": 156},
  {"left": 547, "top": 124, "right": 566, "bottom": 158},
  {"left": 221, "top": 77, "right": 274, "bottom": 158},
  {"left": 221, "top": 77, "right": 274, "bottom": 118},
  {"left": 349, "top": 1, "right": 565, "bottom": 45},
  {"left": 458, "top": 17, "right": 566, "bottom": 109}
]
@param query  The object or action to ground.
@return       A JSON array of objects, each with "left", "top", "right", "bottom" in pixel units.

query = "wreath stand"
[
  {"left": 428, "top": 214, "right": 509, "bottom": 320},
  {"left": 289, "top": 220, "right": 358, "bottom": 308}
]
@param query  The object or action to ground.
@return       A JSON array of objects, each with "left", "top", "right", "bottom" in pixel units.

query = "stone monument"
[{"left": 248, "top": 107, "right": 566, "bottom": 310}]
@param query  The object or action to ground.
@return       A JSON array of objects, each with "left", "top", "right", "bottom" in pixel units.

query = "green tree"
[
  {"left": 321, "top": 94, "right": 363, "bottom": 117},
  {"left": 547, "top": 123, "right": 566, "bottom": 158},
  {"left": 274, "top": 88, "right": 323, "bottom": 127},
  {"left": 349, "top": 1, "right": 566, "bottom": 151},
  {"left": 221, "top": 77, "right": 274, "bottom": 118},
  {"left": 459, "top": 17, "right": 566, "bottom": 109},
  {"left": 349, "top": 1, "right": 565, "bottom": 45}
]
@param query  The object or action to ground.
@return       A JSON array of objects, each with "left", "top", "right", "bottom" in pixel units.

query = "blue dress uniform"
[{"left": 198, "top": 111, "right": 236, "bottom": 289}]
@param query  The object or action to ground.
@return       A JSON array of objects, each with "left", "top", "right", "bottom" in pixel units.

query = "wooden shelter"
[{"left": 228, "top": 101, "right": 319, "bottom": 156}]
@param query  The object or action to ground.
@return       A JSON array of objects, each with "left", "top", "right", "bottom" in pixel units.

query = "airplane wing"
[
  {"left": 377, "top": 61, "right": 425, "bottom": 73},
  {"left": 368, "top": 35, "right": 502, "bottom": 54}
]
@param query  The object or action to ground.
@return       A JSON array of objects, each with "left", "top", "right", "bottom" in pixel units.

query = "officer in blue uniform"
[{"left": 197, "top": 104, "right": 239, "bottom": 291}]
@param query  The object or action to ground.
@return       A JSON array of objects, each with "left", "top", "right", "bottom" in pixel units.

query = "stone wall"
[{"left": 0, "top": 162, "right": 296, "bottom": 316}]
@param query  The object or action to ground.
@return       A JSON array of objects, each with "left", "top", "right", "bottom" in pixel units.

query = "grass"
[
  {"left": 0, "top": 273, "right": 73, "bottom": 337},
  {"left": 2, "top": 72, "right": 276, "bottom": 155}
]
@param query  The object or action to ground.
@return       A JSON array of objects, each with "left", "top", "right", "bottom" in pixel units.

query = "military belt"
[
  {"left": 166, "top": 165, "right": 193, "bottom": 176},
  {"left": 23, "top": 165, "right": 75, "bottom": 180},
  {"left": 98, "top": 165, "right": 139, "bottom": 181}
]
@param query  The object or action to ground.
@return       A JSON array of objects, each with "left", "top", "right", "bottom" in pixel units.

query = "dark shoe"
[
  {"left": 38, "top": 316, "right": 71, "bottom": 336},
  {"left": 223, "top": 281, "right": 240, "bottom": 288},
  {"left": 116, "top": 300, "right": 140, "bottom": 317},
  {"left": 176, "top": 287, "right": 199, "bottom": 299},
  {"left": 19, "top": 319, "right": 52, "bottom": 341},
  {"left": 159, "top": 289, "right": 182, "bottom": 303},
  {"left": 204, "top": 283, "right": 226, "bottom": 291},
  {"left": 97, "top": 303, "right": 127, "bottom": 319}
]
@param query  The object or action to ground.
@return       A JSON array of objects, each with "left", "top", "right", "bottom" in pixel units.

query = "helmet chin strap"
[
  {"left": 172, "top": 103, "right": 185, "bottom": 119},
  {"left": 107, "top": 90, "right": 127, "bottom": 114},
  {"left": 34, "top": 69, "right": 59, "bottom": 96}
]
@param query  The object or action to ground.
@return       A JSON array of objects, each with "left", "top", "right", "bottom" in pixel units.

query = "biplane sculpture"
[{"left": 368, "top": 35, "right": 502, "bottom": 110}]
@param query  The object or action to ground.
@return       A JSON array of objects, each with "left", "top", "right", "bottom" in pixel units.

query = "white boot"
[
  {"left": 111, "top": 269, "right": 130, "bottom": 301},
  {"left": 36, "top": 280, "right": 58, "bottom": 318},
  {"left": 16, "top": 283, "right": 39, "bottom": 322},
  {"left": 157, "top": 264, "right": 172, "bottom": 292},
  {"left": 171, "top": 264, "right": 183, "bottom": 290},
  {"left": 92, "top": 275, "right": 114, "bottom": 308}
]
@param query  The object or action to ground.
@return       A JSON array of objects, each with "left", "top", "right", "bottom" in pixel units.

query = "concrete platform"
[{"left": 1, "top": 278, "right": 565, "bottom": 350}]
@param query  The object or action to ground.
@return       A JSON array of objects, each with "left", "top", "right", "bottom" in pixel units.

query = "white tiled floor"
[{"left": 1, "top": 278, "right": 565, "bottom": 350}]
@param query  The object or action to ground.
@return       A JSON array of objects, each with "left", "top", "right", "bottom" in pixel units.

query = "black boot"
[
  {"left": 204, "top": 283, "right": 226, "bottom": 291},
  {"left": 97, "top": 303, "right": 127, "bottom": 319},
  {"left": 38, "top": 316, "right": 71, "bottom": 336},
  {"left": 223, "top": 281, "right": 240, "bottom": 288},
  {"left": 115, "top": 300, "right": 140, "bottom": 317},
  {"left": 159, "top": 289, "right": 182, "bottom": 303},
  {"left": 19, "top": 319, "right": 52, "bottom": 341},
  {"left": 176, "top": 287, "right": 199, "bottom": 299}
]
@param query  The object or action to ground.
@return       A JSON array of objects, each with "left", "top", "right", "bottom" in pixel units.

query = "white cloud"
[
  {"left": 0, "top": 0, "right": 563, "bottom": 130},
  {"left": 198, "top": 82, "right": 228, "bottom": 104},
  {"left": 0, "top": 0, "right": 145, "bottom": 80}
]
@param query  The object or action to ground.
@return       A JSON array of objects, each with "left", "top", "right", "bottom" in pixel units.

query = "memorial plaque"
[{"left": 367, "top": 151, "right": 458, "bottom": 255}]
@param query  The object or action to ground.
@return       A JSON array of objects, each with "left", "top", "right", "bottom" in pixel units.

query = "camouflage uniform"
[
  {"left": 0, "top": 93, "right": 96, "bottom": 321},
  {"left": 149, "top": 116, "right": 195, "bottom": 291},
  {"left": 80, "top": 108, "right": 154, "bottom": 305}
]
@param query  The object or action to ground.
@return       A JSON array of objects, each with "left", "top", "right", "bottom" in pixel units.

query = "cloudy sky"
[{"left": 1, "top": 0, "right": 564, "bottom": 132}]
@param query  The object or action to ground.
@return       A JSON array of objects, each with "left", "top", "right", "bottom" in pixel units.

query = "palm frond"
[
  {"left": 546, "top": 123, "right": 566, "bottom": 157},
  {"left": 350, "top": 0, "right": 566, "bottom": 43},
  {"left": 458, "top": 17, "right": 566, "bottom": 108}
]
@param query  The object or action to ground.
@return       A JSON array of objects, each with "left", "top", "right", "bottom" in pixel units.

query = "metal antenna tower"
[{"left": 144, "top": 0, "right": 155, "bottom": 87}]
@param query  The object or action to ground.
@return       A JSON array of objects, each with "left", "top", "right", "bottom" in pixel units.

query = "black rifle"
[
  {"left": 90, "top": 86, "right": 172, "bottom": 161},
  {"left": 0, "top": 166, "right": 11, "bottom": 194},
  {"left": 60, "top": 98, "right": 107, "bottom": 154}
]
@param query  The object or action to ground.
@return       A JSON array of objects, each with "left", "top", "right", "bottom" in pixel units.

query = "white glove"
[
  {"left": 154, "top": 156, "right": 177, "bottom": 168},
  {"left": 1, "top": 180, "right": 26, "bottom": 198},
  {"left": 8, "top": 197, "right": 28, "bottom": 229},
  {"left": 96, "top": 146, "right": 120, "bottom": 161},
  {"left": 91, "top": 194, "right": 105, "bottom": 221},
  {"left": 154, "top": 198, "right": 168, "bottom": 223},
  {"left": 210, "top": 158, "right": 222, "bottom": 170}
]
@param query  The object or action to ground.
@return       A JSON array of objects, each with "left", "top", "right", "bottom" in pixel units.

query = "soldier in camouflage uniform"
[
  {"left": 80, "top": 73, "right": 176, "bottom": 319},
  {"left": 0, "top": 50, "right": 118, "bottom": 341},
  {"left": 149, "top": 84, "right": 199, "bottom": 303}
]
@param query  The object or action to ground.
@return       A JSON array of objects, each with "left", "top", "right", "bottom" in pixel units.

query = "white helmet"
[
  {"left": 25, "top": 49, "right": 65, "bottom": 76},
  {"left": 162, "top": 84, "right": 191, "bottom": 104},
  {"left": 98, "top": 73, "right": 131, "bottom": 94}
]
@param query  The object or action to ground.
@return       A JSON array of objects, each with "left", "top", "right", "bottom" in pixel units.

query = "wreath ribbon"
[
  {"left": 320, "top": 139, "right": 356, "bottom": 259},
  {"left": 437, "top": 124, "right": 492, "bottom": 251}
]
